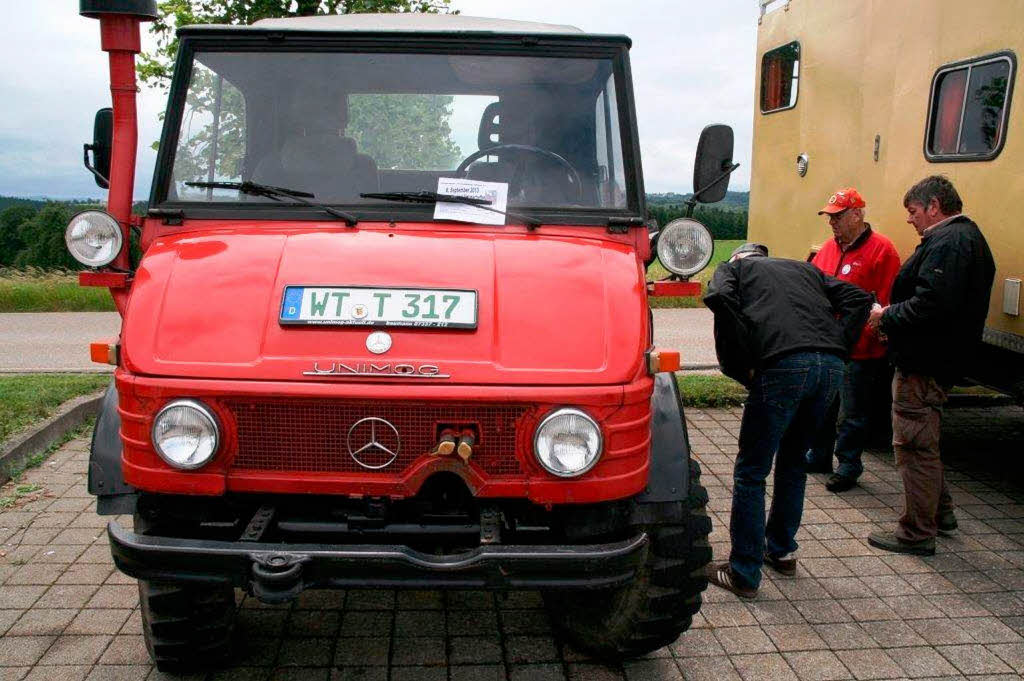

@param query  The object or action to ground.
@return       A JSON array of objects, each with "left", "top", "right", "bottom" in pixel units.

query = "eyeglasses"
[{"left": 828, "top": 209, "right": 849, "bottom": 221}]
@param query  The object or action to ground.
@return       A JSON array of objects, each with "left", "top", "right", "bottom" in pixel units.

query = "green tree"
[
  {"left": 138, "top": 1, "right": 454, "bottom": 91},
  {"left": 348, "top": 94, "right": 462, "bottom": 170},
  {"left": 648, "top": 204, "right": 748, "bottom": 240},
  {"left": 14, "top": 204, "right": 81, "bottom": 270},
  {"left": 142, "top": 1, "right": 459, "bottom": 183},
  {"left": 0, "top": 205, "right": 35, "bottom": 266}
]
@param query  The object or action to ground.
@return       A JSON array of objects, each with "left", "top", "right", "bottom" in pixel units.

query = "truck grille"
[{"left": 226, "top": 399, "right": 528, "bottom": 476}]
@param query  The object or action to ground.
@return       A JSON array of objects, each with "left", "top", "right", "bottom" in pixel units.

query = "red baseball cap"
[{"left": 818, "top": 187, "right": 866, "bottom": 215}]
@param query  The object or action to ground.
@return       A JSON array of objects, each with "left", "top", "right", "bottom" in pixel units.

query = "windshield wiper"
[
  {"left": 186, "top": 181, "right": 358, "bottom": 226},
  {"left": 360, "top": 191, "right": 541, "bottom": 229}
]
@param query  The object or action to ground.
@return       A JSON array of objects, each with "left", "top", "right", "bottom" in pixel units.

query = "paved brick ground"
[{"left": 1, "top": 405, "right": 1023, "bottom": 680}]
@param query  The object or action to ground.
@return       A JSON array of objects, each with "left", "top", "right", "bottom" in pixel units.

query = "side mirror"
[
  {"left": 84, "top": 107, "right": 112, "bottom": 189},
  {"left": 692, "top": 124, "right": 737, "bottom": 205}
]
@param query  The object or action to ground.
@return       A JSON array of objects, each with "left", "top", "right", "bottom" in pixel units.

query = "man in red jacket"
[{"left": 806, "top": 188, "right": 901, "bottom": 492}]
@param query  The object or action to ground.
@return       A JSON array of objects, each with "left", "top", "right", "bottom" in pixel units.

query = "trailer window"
[
  {"left": 926, "top": 52, "right": 1015, "bottom": 161},
  {"left": 760, "top": 41, "right": 800, "bottom": 114}
]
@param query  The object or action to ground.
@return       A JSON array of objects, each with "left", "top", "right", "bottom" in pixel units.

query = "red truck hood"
[{"left": 121, "top": 226, "right": 648, "bottom": 385}]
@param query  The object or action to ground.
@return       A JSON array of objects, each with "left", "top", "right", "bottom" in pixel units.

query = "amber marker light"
[
  {"left": 90, "top": 341, "right": 119, "bottom": 365},
  {"left": 647, "top": 349, "right": 681, "bottom": 373}
]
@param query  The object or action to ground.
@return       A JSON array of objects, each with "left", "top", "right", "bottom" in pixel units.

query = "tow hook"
[{"left": 249, "top": 552, "right": 307, "bottom": 604}]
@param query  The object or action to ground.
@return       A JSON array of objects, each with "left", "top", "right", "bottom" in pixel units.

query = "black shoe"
[
  {"left": 704, "top": 562, "right": 758, "bottom": 599},
  {"left": 764, "top": 551, "right": 797, "bottom": 577},
  {"left": 937, "top": 510, "right": 958, "bottom": 536},
  {"left": 868, "top": 531, "right": 935, "bottom": 556},
  {"left": 805, "top": 461, "right": 833, "bottom": 474},
  {"left": 825, "top": 474, "right": 857, "bottom": 493}
]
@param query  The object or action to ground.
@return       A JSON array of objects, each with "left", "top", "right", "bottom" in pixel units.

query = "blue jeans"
[
  {"left": 730, "top": 351, "right": 844, "bottom": 589},
  {"left": 807, "top": 358, "right": 887, "bottom": 480}
]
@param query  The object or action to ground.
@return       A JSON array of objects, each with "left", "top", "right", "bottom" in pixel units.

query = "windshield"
[{"left": 165, "top": 49, "right": 632, "bottom": 212}]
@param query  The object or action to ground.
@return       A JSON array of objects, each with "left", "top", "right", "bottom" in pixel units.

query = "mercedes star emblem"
[
  {"left": 346, "top": 417, "right": 401, "bottom": 470},
  {"left": 366, "top": 331, "right": 392, "bottom": 354}
]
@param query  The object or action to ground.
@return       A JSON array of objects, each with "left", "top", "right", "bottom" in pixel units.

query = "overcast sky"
[{"left": 0, "top": 0, "right": 756, "bottom": 200}]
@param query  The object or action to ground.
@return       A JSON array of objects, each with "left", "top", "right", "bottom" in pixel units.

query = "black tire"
[
  {"left": 545, "top": 459, "right": 712, "bottom": 659},
  {"left": 133, "top": 514, "right": 237, "bottom": 672}
]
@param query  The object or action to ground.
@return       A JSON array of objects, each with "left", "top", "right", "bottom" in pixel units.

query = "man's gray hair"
[
  {"left": 903, "top": 175, "right": 963, "bottom": 215},
  {"left": 730, "top": 242, "right": 769, "bottom": 262}
]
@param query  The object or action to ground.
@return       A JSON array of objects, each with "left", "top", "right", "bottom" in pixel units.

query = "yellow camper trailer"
[{"left": 748, "top": 0, "right": 1023, "bottom": 399}]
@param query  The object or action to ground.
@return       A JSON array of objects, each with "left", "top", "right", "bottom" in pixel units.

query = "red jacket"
[{"left": 812, "top": 226, "right": 901, "bottom": 360}]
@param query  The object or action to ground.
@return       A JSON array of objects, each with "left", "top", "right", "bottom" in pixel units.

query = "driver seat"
[
  {"left": 465, "top": 101, "right": 516, "bottom": 184},
  {"left": 252, "top": 96, "right": 379, "bottom": 201}
]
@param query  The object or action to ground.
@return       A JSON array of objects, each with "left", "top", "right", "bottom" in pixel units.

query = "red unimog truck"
[{"left": 71, "top": 0, "right": 736, "bottom": 669}]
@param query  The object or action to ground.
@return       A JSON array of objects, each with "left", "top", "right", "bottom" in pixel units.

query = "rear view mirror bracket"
[{"left": 83, "top": 143, "right": 109, "bottom": 189}]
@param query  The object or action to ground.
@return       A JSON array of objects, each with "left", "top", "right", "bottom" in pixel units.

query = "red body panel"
[
  {"left": 115, "top": 219, "right": 658, "bottom": 503},
  {"left": 123, "top": 220, "right": 649, "bottom": 386}
]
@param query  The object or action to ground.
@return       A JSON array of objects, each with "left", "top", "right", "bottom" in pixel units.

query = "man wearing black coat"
[
  {"left": 867, "top": 176, "right": 995, "bottom": 555},
  {"left": 703, "top": 244, "right": 872, "bottom": 598}
]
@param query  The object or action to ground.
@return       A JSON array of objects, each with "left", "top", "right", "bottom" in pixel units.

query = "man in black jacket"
[
  {"left": 866, "top": 176, "right": 995, "bottom": 555},
  {"left": 703, "top": 244, "right": 872, "bottom": 598}
]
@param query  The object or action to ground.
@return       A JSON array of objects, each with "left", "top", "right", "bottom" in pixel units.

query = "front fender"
[
  {"left": 88, "top": 381, "right": 137, "bottom": 515},
  {"left": 638, "top": 372, "right": 692, "bottom": 503}
]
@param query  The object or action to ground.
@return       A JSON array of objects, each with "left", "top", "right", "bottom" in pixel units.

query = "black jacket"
[
  {"left": 703, "top": 256, "right": 873, "bottom": 387},
  {"left": 880, "top": 215, "right": 995, "bottom": 383}
]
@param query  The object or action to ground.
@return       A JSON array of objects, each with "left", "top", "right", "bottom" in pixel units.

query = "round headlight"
[
  {"left": 534, "top": 408, "right": 603, "bottom": 478},
  {"left": 656, "top": 218, "right": 714, "bottom": 277},
  {"left": 151, "top": 400, "right": 220, "bottom": 470},
  {"left": 65, "top": 210, "right": 123, "bottom": 268}
]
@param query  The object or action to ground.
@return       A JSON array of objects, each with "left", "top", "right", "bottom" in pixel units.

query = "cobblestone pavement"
[{"left": 1, "top": 406, "right": 1023, "bottom": 680}]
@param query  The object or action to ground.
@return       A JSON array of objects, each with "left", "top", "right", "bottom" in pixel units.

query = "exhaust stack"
[{"left": 79, "top": 0, "right": 158, "bottom": 272}]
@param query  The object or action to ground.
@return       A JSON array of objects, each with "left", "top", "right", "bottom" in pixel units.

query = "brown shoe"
[
  {"left": 764, "top": 551, "right": 797, "bottom": 576},
  {"left": 868, "top": 531, "right": 935, "bottom": 556},
  {"left": 705, "top": 562, "right": 757, "bottom": 599},
  {"left": 937, "top": 510, "right": 958, "bottom": 537}
]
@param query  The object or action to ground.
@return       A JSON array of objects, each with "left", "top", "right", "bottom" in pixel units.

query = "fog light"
[
  {"left": 151, "top": 400, "right": 220, "bottom": 470},
  {"left": 534, "top": 408, "right": 603, "bottom": 477},
  {"left": 656, "top": 218, "right": 713, "bottom": 277},
  {"left": 65, "top": 210, "right": 122, "bottom": 268}
]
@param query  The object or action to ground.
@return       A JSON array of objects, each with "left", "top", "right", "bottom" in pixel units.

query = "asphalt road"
[
  {"left": 0, "top": 310, "right": 719, "bottom": 373},
  {"left": 0, "top": 313, "right": 121, "bottom": 373}
]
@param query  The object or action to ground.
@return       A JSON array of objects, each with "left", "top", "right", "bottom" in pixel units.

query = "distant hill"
[
  {"left": 0, "top": 196, "right": 148, "bottom": 214},
  {"left": 0, "top": 196, "right": 109, "bottom": 212},
  {"left": 647, "top": 191, "right": 749, "bottom": 212},
  {"left": 0, "top": 196, "right": 49, "bottom": 211}
]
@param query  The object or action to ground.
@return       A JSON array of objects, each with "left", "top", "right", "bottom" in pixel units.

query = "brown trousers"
[{"left": 892, "top": 369, "right": 955, "bottom": 542}]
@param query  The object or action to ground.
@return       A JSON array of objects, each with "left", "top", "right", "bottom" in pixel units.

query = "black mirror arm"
[
  {"left": 691, "top": 162, "right": 740, "bottom": 205},
  {"left": 83, "top": 143, "right": 109, "bottom": 189},
  {"left": 685, "top": 162, "right": 739, "bottom": 218}
]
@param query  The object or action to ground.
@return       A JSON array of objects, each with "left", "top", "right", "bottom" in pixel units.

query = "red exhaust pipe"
[{"left": 79, "top": 1, "right": 158, "bottom": 275}]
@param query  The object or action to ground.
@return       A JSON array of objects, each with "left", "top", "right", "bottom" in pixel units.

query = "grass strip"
[
  {"left": 0, "top": 374, "right": 110, "bottom": 444},
  {"left": 678, "top": 373, "right": 747, "bottom": 408},
  {"left": 647, "top": 239, "right": 743, "bottom": 308},
  {"left": 0, "top": 267, "right": 116, "bottom": 312}
]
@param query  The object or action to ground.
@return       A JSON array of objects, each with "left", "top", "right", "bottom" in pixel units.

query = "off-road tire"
[
  {"left": 133, "top": 514, "right": 237, "bottom": 671},
  {"left": 545, "top": 458, "right": 712, "bottom": 659}
]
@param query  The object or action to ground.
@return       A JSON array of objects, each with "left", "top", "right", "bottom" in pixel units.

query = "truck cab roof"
[{"left": 179, "top": 13, "right": 630, "bottom": 45}]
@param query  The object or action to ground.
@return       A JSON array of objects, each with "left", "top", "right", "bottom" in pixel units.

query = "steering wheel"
[{"left": 455, "top": 143, "right": 583, "bottom": 202}]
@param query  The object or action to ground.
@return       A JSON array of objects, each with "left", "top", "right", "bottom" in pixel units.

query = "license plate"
[{"left": 279, "top": 286, "right": 477, "bottom": 328}]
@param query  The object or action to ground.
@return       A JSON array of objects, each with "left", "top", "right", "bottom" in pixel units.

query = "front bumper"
[{"left": 108, "top": 521, "right": 649, "bottom": 603}]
